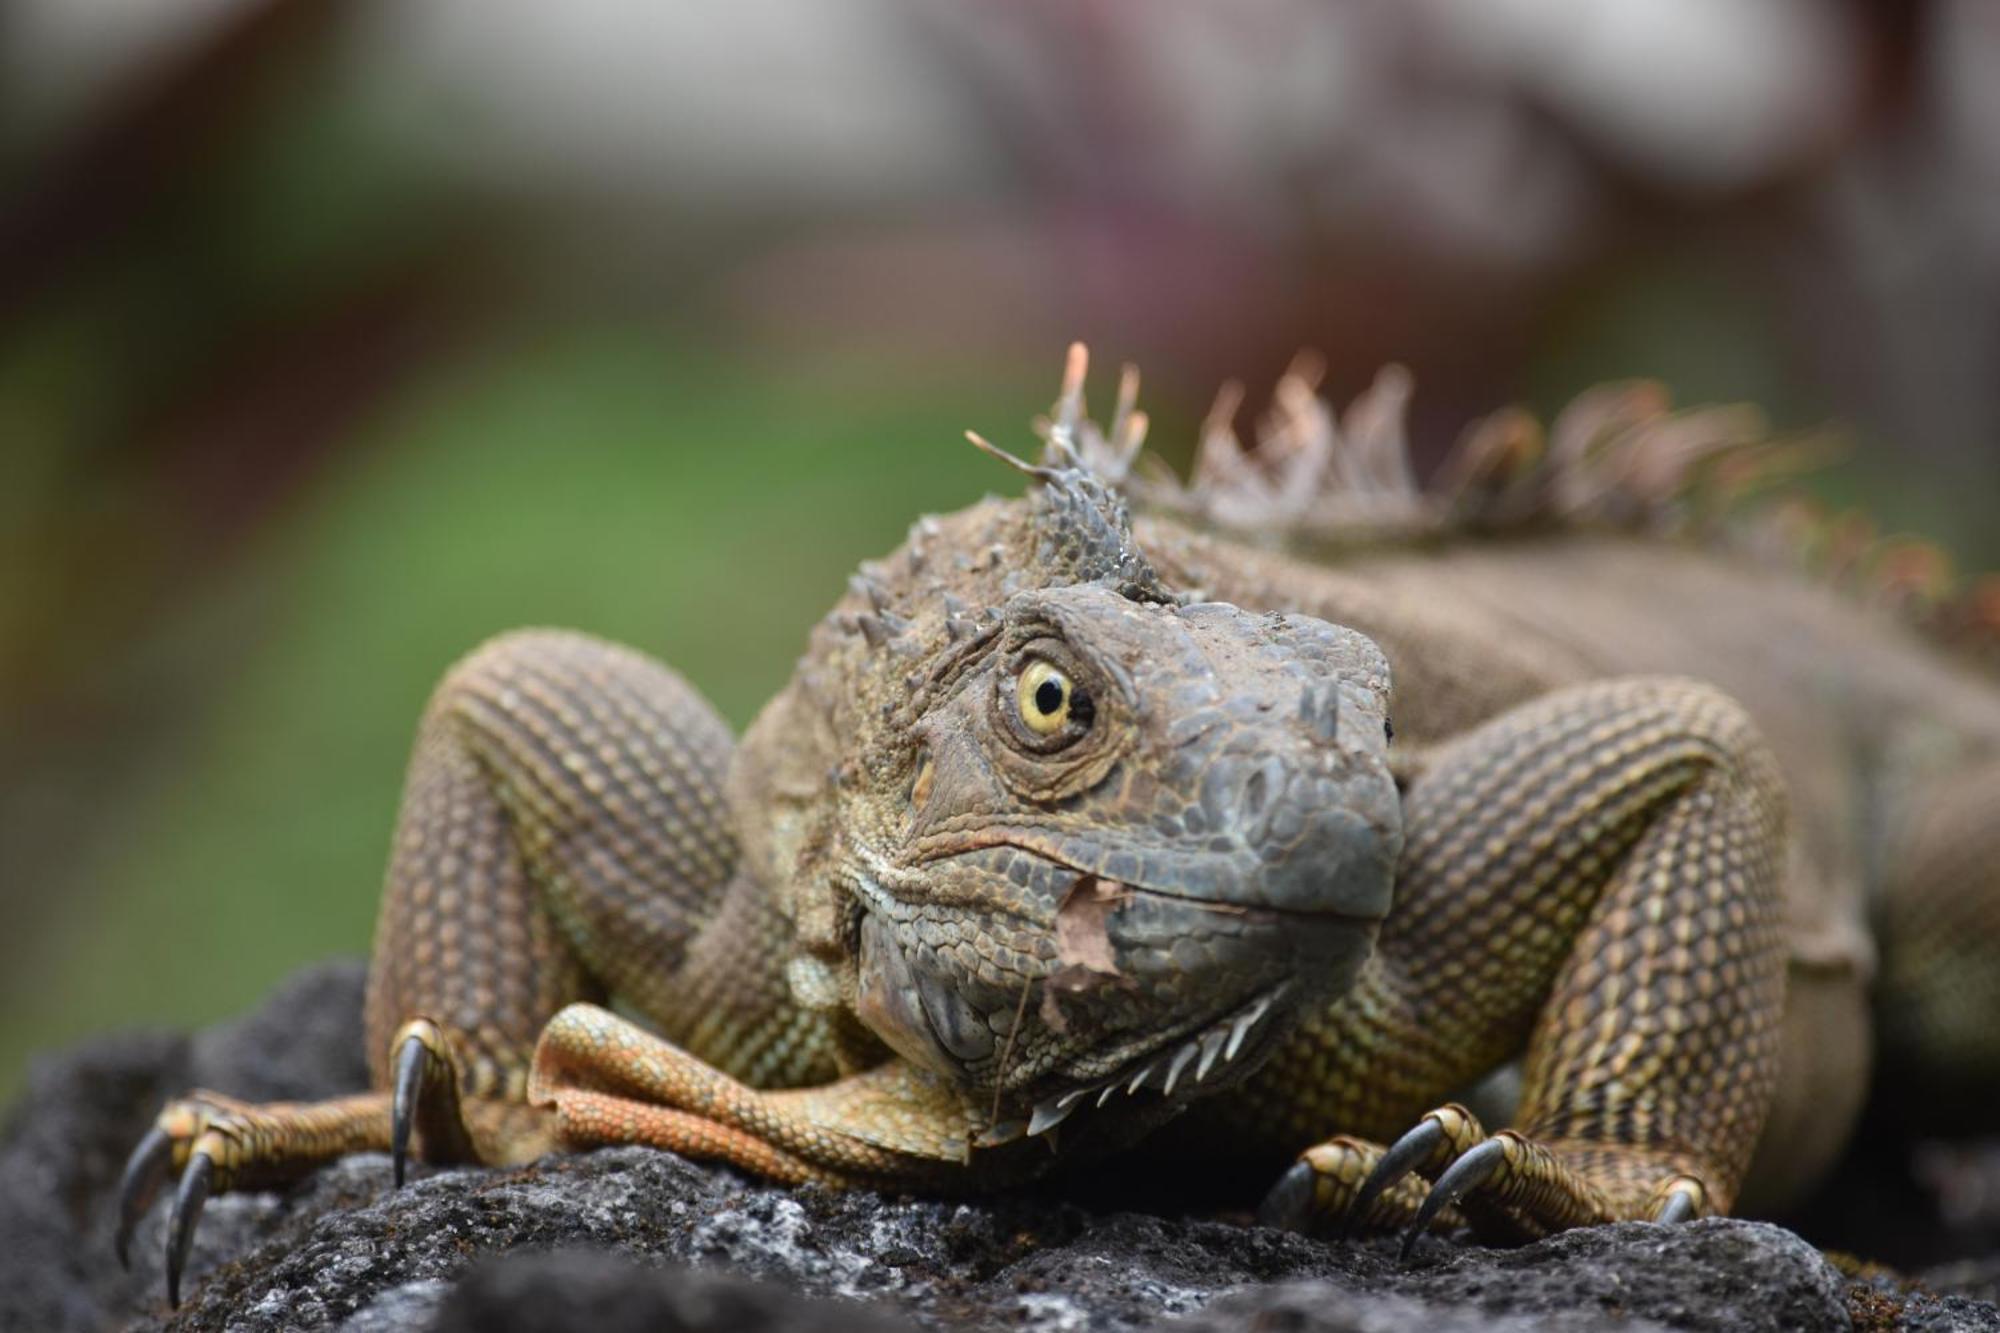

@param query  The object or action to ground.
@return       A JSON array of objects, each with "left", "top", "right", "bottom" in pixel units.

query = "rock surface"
[{"left": 3, "top": 961, "right": 1996, "bottom": 1332}]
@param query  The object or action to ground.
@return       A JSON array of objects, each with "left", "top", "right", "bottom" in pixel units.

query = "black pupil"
[{"left": 1034, "top": 678, "right": 1065, "bottom": 716}]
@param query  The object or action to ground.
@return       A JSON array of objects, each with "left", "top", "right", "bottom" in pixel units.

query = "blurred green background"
[{"left": 3, "top": 0, "right": 1996, "bottom": 1094}]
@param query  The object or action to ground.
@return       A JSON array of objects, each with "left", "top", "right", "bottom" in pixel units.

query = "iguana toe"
[
  {"left": 1349, "top": 1114, "right": 1459, "bottom": 1238},
  {"left": 388, "top": 1018, "right": 477, "bottom": 1186},
  {"left": 166, "top": 1146, "right": 215, "bottom": 1307},
  {"left": 1400, "top": 1137, "right": 1505, "bottom": 1257},
  {"left": 1254, "top": 1158, "right": 1317, "bottom": 1231},
  {"left": 114, "top": 1123, "right": 172, "bottom": 1270}
]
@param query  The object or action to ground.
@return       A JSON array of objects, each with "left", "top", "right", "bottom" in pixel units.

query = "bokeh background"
[{"left": 3, "top": 0, "right": 1997, "bottom": 1095}]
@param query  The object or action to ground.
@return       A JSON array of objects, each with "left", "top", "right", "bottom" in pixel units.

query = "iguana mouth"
[
  {"left": 1046, "top": 872, "right": 1380, "bottom": 926},
  {"left": 912, "top": 832, "right": 1390, "bottom": 926},
  {"left": 972, "top": 982, "right": 1294, "bottom": 1148}
]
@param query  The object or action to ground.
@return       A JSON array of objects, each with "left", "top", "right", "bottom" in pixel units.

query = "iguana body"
[{"left": 119, "top": 349, "right": 2000, "bottom": 1304}]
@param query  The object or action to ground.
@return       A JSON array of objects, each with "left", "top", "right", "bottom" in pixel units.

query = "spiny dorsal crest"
[
  {"left": 966, "top": 344, "right": 1173, "bottom": 604},
  {"left": 1009, "top": 342, "right": 1997, "bottom": 674}
]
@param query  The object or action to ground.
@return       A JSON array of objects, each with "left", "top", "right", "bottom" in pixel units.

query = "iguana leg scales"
[
  {"left": 1250, "top": 678, "right": 1787, "bottom": 1242},
  {"left": 117, "top": 630, "right": 766, "bottom": 1305},
  {"left": 1878, "top": 759, "right": 2000, "bottom": 1123}
]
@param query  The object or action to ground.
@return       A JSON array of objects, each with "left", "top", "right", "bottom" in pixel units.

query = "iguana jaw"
[
  {"left": 851, "top": 883, "right": 1313, "bottom": 1148},
  {"left": 992, "top": 980, "right": 1294, "bottom": 1144},
  {"left": 849, "top": 842, "right": 1385, "bottom": 1143}
]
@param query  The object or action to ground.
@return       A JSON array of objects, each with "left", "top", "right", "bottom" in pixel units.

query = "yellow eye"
[{"left": 1016, "top": 659, "right": 1073, "bottom": 735}]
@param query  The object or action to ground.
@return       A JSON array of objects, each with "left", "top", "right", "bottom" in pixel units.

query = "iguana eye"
[{"left": 1016, "top": 659, "right": 1088, "bottom": 737}]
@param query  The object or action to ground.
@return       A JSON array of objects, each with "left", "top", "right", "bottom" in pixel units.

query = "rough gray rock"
[{"left": 2, "top": 961, "right": 1996, "bottom": 1332}]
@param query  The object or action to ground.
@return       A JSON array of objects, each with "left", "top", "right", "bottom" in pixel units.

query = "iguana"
[{"left": 117, "top": 346, "right": 2000, "bottom": 1307}]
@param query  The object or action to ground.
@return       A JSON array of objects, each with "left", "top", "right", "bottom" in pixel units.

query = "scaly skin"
[{"left": 118, "top": 348, "right": 2000, "bottom": 1305}]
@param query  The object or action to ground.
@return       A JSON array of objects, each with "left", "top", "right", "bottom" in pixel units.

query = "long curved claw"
[
  {"left": 166, "top": 1150, "right": 214, "bottom": 1308},
  {"left": 1346, "top": 1118, "right": 1446, "bottom": 1239},
  {"left": 1401, "top": 1138, "right": 1505, "bottom": 1259},
  {"left": 391, "top": 1033, "right": 428, "bottom": 1188},
  {"left": 115, "top": 1124, "right": 173, "bottom": 1270},
  {"left": 1256, "top": 1159, "right": 1317, "bottom": 1231},
  {"left": 1654, "top": 1188, "right": 1697, "bottom": 1225}
]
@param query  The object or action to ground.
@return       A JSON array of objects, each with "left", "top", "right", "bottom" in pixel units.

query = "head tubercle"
[
  {"left": 813, "top": 344, "right": 1180, "bottom": 670},
  {"left": 964, "top": 342, "right": 1177, "bottom": 606}
]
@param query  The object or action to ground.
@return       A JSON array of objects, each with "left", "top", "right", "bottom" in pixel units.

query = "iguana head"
[{"left": 733, "top": 350, "right": 1402, "bottom": 1149}]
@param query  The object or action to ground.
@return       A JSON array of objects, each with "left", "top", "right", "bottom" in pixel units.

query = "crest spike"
[
  {"left": 1206, "top": 378, "right": 1246, "bottom": 434},
  {"left": 966, "top": 347, "right": 1178, "bottom": 604},
  {"left": 1122, "top": 409, "right": 1150, "bottom": 459},
  {"left": 1057, "top": 343, "right": 1090, "bottom": 429},
  {"left": 1282, "top": 348, "right": 1327, "bottom": 393},
  {"left": 1111, "top": 362, "right": 1140, "bottom": 429},
  {"left": 965, "top": 430, "right": 1047, "bottom": 480},
  {"left": 1107, "top": 363, "right": 1144, "bottom": 468}
]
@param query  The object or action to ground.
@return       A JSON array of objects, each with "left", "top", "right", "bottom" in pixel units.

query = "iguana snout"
[{"left": 849, "top": 584, "right": 1403, "bottom": 1142}]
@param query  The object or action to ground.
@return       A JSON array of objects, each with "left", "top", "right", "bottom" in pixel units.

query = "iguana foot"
[
  {"left": 1256, "top": 1105, "right": 1480, "bottom": 1237},
  {"left": 116, "top": 1088, "right": 391, "bottom": 1305},
  {"left": 116, "top": 1018, "right": 536, "bottom": 1307},
  {"left": 389, "top": 1018, "right": 478, "bottom": 1186},
  {"left": 529, "top": 1003, "right": 981, "bottom": 1187},
  {"left": 1260, "top": 1103, "right": 1713, "bottom": 1253}
]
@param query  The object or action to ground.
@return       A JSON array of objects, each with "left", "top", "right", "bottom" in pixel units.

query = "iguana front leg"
[
  {"left": 526, "top": 1004, "right": 980, "bottom": 1187},
  {"left": 1255, "top": 677, "right": 1789, "bottom": 1244},
  {"left": 117, "top": 630, "right": 775, "bottom": 1305}
]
